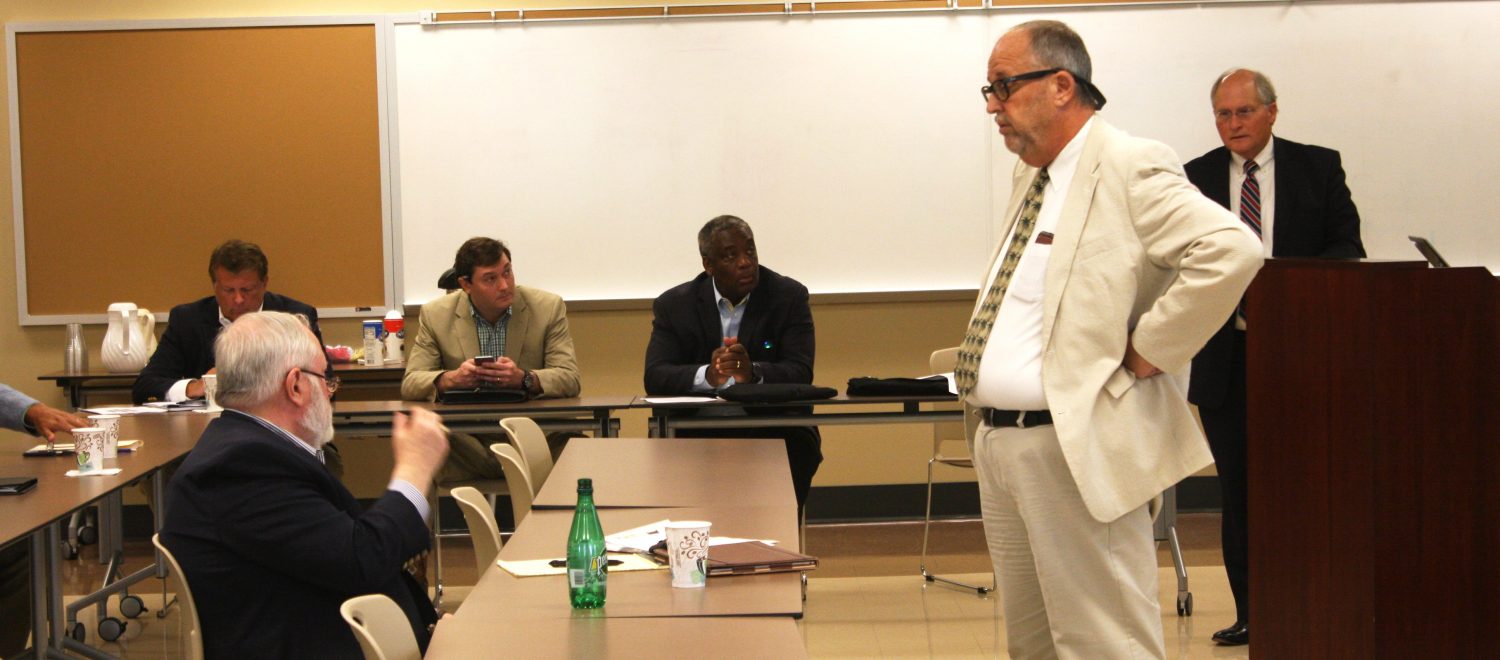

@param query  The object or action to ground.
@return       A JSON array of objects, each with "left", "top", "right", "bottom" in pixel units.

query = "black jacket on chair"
[
  {"left": 159, "top": 411, "right": 433, "bottom": 659},
  {"left": 132, "top": 293, "right": 322, "bottom": 404}
]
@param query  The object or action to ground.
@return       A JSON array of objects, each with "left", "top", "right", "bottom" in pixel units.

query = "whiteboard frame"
[{"left": 6, "top": 15, "right": 401, "bottom": 326}]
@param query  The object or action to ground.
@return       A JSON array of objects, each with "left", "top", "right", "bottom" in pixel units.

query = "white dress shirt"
[{"left": 968, "top": 117, "right": 1094, "bottom": 411}]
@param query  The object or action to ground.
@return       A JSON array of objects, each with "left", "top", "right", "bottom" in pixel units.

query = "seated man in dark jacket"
[
  {"left": 131, "top": 239, "right": 340, "bottom": 475},
  {"left": 160, "top": 311, "right": 448, "bottom": 659},
  {"left": 644, "top": 215, "right": 822, "bottom": 508}
]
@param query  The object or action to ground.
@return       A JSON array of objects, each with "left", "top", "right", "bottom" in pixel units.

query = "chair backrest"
[
  {"left": 928, "top": 347, "right": 971, "bottom": 456},
  {"left": 340, "top": 594, "right": 422, "bottom": 660},
  {"left": 488, "top": 442, "right": 534, "bottom": 526},
  {"left": 499, "top": 417, "right": 554, "bottom": 489},
  {"left": 152, "top": 534, "right": 204, "bottom": 660},
  {"left": 450, "top": 485, "right": 504, "bottom": 575}
]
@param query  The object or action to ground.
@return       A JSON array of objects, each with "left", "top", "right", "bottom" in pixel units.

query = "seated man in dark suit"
[
  {"left": 131, "top": 239, "right": 341, "bottom": 475},
  {"left": 159, "top": 311, "right": 448, "bottom": 659},
  {"left": 644, "top": 215, "right": 822, "bottom": 508},
  {"left": 1184, "top": 68, "right": 1365, "bottom": 647}
]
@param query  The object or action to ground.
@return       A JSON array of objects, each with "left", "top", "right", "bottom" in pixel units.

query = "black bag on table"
[{"left": 845, "top": 375, "right": 951, "bottom": 397}]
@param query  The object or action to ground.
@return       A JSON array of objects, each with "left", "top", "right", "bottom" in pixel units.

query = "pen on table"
[{"left": 549, "top": 558, "right": 624, "bottom": 567}]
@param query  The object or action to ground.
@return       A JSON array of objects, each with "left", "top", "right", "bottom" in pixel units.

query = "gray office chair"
[
  {"left": 919, "top": 347, "right": 995, "bottom": 595},
  {"left": 152, "top": 534, "right": 203, "bottom": 660},
  {"left": 340, "top": 594, "right": 421, "bottom": 660}
]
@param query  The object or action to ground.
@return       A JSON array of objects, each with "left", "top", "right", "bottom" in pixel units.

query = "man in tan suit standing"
[
  {"left": 403, "top": 236, "right": 581, "bottom": 481},
  {"left": 959, "top": 21, "right": 1262, "bottom": 658}
]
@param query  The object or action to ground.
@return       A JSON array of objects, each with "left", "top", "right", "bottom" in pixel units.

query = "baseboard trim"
[{"left": 117, "top": 476, "right": 1222, "bottom": 537}]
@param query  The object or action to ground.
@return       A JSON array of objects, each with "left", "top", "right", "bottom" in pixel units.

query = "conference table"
[
  {"left": 425, "top": 437, "right": 807, "bottom": 658},
  {"left": 38, "top": 361, "right": 406, "bottom": 408},
  {"left": 332, "top": 396, "right": 635, "bottom": 439},
  {"left": 643, "top": 392, "right": 961, "bottom": 437},
  {"left": 0, "top": 412, "right": 209, "bottom": 660}
]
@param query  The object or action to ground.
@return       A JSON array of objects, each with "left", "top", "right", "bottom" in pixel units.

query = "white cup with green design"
[{"left": 71, "top": 427, "right": 107, "bottom": 473}]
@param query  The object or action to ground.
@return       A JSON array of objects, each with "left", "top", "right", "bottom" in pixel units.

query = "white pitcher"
[{"left": 101, "top": 303, "right": 156, "bottom": 373}]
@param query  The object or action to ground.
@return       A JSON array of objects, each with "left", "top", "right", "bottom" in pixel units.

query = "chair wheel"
[
  {"left": 1177, "top": 592, "right": 1193, "bottom": 616},
  {"left": 98, "top": 617, "right": 126, "bottom": 642},
  {"left": 61, "top": 542, "right": 78, "bottom": 561},
  {"left": 119, "top": 595, "right": 146, "bottom": 618},
  {"left": 77, "top": 525, "right": 98, "bottom": 546},
  {"left": 67, "top": 621, "right": 86, "bottom": 642}
]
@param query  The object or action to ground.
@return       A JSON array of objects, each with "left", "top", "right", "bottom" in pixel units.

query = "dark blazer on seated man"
[
  {"left": 132, "top": 292, "right": 321, "bottom": 404},
  {"left": 645, "top": 216, "right": 823, "bottom": 508},
  {"left": 160, "top": 312, "right": 442, "bottom": 659}
]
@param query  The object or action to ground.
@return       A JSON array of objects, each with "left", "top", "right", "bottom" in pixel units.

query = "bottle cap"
[{"left": 577, "top": 477, "right": 592, "bottom": 492}]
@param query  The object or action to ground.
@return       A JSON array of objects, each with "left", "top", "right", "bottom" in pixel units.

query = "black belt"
[{"left": 981, "top": 408, "right": 1053, "bottom": 428}]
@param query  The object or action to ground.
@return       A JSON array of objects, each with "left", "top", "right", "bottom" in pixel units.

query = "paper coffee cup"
[
  {"left": 665, "top": 521, "right": 711, "bottom": 588},
  {"left": 72, "top": 427, "right": 106, "bottom": 473},
  {"left": 203, "top": 374, "right": 223, "bottom": 413},
  {"left": 87, "top": 414, "right": 121, "bottom": 459}
]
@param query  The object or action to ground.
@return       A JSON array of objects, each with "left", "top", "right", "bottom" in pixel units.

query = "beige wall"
[{"left": 0, "top": 0, "right": 985, "bottom": 498}]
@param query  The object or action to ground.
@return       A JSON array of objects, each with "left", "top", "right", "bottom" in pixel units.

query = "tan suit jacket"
[
  {"left": 401, "top": 287, "right": 581, "bottom": 401},
  {"left": 968, "top": 119, "right": 1262, "bottom": 523}
]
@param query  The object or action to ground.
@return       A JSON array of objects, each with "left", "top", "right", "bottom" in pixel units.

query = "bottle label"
[{"left": 568, "top": 568, "right": 585, "bottom": 588}]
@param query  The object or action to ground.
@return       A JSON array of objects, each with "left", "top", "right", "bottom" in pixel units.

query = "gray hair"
[
  {"left": 1012, "top": 20, "right": 1100, "bottom": 109},
  {"left": 214, "top": 311, "right": 320, "bottom": 409},
  {"left": 697, "top": 215, "right": 754, "bottom": 258},
  {"left": 1211, "top": 68, "right": 1277, "bottom": 105}
]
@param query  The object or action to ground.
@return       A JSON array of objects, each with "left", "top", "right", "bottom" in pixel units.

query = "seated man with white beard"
[{"left": 160, "top": 311, "right": 450, "bottom": 658}]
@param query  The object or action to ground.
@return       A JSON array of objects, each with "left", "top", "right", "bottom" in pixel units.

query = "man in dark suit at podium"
[
  {"left": 644, "top": 216, "right": 822, "bottom": 508},
  {"left": 1184, "top": 68, "right": 1366, "bottom": 646}
]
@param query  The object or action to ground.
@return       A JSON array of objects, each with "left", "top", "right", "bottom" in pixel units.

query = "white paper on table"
[
  {"left": 927, "top": 372, "right": 958, "bottom": 395},
  {"left": 605, "top": 519, "right": 671, "bottom": 552},
  {"left": 81, "top": 406, "right": 166, "bottom": 416},
  {"left": 29, "top": 440, "right": 142, "bottom": 454},
  {"left": 641, "top": 396, "right": 723, "bottom": 404},
  {"left": 497, "top": 553, "right": 664, "bottom": 577},
  {"left": 66, "top": 468, "right": 123, "bottom": 477}
]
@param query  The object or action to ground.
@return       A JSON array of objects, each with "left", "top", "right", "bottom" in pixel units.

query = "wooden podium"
[{"left": 1246, "top": 259, "right": 1499, "bottom": 658}]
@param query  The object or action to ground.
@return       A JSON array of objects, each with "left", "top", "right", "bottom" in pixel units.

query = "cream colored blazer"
[
  {"left": 401, "top": 287, "right": 581, "bottom": 401},
  {"left": 967, "top": 119, "right": 1263, "bottom": 523}
]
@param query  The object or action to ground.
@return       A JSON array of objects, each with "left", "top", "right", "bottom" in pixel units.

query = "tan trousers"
[{"left": 973, "top": 421, "right": 1165, "bottom": 660}]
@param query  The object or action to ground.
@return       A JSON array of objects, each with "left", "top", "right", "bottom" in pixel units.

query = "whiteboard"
[{"left": 392, "top": 1, "right": 1500, "bottom": 304}]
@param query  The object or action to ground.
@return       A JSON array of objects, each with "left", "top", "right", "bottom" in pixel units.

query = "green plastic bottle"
[{"left": 567, "top": 477, "right": 607, "bottom": 608}]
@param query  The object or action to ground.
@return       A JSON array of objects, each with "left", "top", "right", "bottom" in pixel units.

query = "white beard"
[{"left": 299, "top": 390, "right": 335, "bottom": 449}]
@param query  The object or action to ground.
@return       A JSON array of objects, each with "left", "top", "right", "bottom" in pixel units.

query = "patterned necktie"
[
  {"left": 954, "top": 168, "right": 1049, "bottom": 397},
  {"left": 1237, "top": 160, "right": 1262, "bottom": 322},
  {"left": 1240, "top": 160, "right": 1262, "bottom": 237}
]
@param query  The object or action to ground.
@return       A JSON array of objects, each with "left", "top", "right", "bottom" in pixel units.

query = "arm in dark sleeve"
[
  {"left": 208, "top": 451, "right": 429, "bottom": 596},
  {"left": 752, "top": 284, "right": 815, "bottom": 385},
  {"left": 644, "top": 296, "right": 705, "bottom": 395},
  {"left": 132, "top": 321, "right": 194, "bottom": 404},
  {"left": 1317, "top": 150, "right": 1366, "bottom": 259}
]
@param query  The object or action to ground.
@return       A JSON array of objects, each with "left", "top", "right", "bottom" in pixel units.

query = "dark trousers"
[
  {"left": 1199, "top": 330, "right": 1249, "bottom": 623},
  {"left": 677, "top": 426, "right": 821, "bottom": 509},
  {"left": 0, "top": 541, "right": 29, "bottom": 657}
]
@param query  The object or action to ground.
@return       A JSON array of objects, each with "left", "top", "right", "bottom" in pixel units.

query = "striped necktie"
[
  {"left": 1237, "top": 160, "right": 1262, "bottom": 322},
  {"left": 1240, "top": 160, "right": 1262, "bottom": 237},
  {"left": 954, "top": 168, "right": 1048, "bottom": 398}
]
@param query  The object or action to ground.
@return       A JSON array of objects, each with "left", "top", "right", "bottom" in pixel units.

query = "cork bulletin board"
[{"left": 9, "top": 19, "right": 392, "bottom": 323}]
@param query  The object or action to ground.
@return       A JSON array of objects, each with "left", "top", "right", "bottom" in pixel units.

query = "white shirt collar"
[
  {"left": 1044, "top": 115, "right": 1093, "bottom": 182},
  {"left": 1230, "top": 137, "right": 1275, "bottom": 172},
  {"left": 219, "top": 302, "right": 266, "bottom": 328},
  {"left": 711, "top": 279, "right": 750, "bottom": 311}
]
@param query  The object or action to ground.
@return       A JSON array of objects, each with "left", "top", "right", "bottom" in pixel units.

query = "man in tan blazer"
[
  {"left": 403, "top": 237, "right": 581, "bottom": 481},
  {"left": 958, "top": 22, "right": 1262, "bottom": 658}
]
